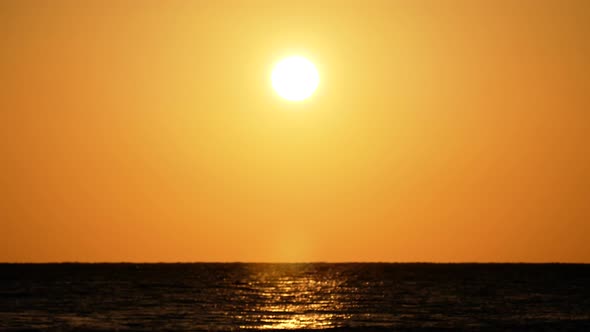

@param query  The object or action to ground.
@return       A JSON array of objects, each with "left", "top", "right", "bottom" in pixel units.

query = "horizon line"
[{"left": 1, "top": 261, "right": 589, "bottom": 264}]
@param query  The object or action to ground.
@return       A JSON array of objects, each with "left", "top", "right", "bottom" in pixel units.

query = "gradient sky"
[{"left": 1, "top": 1, "right": 589, "bottom": 262}]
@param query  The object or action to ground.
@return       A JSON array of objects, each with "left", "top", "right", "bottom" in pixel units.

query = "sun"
[{"left": 271, "top": 56, "right": 319, "bottom": 101}]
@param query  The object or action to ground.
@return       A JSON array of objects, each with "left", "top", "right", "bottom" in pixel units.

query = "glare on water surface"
[{"left": 234, "top": 265, "right": 351, "bottom": 330}]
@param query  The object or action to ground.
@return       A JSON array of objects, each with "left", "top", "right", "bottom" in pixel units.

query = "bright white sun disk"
[{"left": 271, "top": 56, "right": 319, "bottom": 101}]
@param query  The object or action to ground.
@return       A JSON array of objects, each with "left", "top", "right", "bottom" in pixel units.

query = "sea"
[{"left": 1, "top": 263, "right": 589, "bottom": 331}]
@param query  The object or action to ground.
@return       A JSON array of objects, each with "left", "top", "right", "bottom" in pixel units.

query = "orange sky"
[{"left": 1, "top": 1, "right": 589, "bottom": 262}]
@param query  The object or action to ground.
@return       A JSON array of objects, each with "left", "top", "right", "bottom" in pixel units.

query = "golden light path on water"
[{"left": 235, "top": 265, "right": 352, "bottom": 330}]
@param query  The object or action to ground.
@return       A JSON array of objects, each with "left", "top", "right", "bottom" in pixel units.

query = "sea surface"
[{"left": 1, "top": 263, "right": 589, "bottom": 331}]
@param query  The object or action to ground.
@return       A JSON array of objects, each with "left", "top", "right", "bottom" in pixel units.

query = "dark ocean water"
[{"left": 1, "top": 263, "right": 589, "bottom": 331}]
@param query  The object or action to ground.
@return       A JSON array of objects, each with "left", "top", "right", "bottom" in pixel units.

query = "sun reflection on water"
[{"left": 235, "top": 265, "right": 351, "bottom": 330}]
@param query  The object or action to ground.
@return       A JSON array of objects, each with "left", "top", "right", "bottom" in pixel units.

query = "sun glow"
[{"left": 271, "top": 56, "right": 319, "bottom": 101}]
